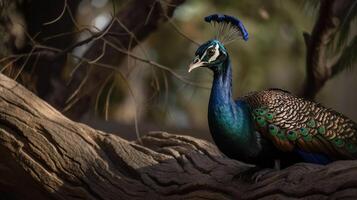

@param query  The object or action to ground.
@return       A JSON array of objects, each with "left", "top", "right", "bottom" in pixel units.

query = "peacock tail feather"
[{"left": 241, "top": 89, "right": 357, "bottom": 160}]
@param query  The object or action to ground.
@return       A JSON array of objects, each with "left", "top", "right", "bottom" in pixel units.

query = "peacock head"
[
  {"left": 188, "top": 14, "right": 248, "bottom": 73},
  {"left": 188, "top": 39, "right": 228, "bottom": 73}
]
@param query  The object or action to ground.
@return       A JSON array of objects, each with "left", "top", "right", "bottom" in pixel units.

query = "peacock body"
[{"left": 188, "top": 14, "right": 357, "bottom": 168}]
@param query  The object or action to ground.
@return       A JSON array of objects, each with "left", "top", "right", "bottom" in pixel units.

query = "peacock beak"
[{"left": 188, "top": 56, "right": 206, "bottom": 72}]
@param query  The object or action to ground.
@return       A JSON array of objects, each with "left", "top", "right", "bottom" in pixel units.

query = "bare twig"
[
  {"left": 164, "top": 14, "right": 200, "bottom": 45},
  {"left": 95, "top": 73, "right": 114, "bottom": 115},
  {"left": 0, "top": 57, "right": 22, "bottom": 73},
  {"left": 43, "top": 0, "right": 67, "bottom": 25},
  {"left": 104, "top": 77, "right": 116, "bottom": 120},
  {"left": 14, "top": 47, "right": 36, "bottom": 80},
  {"left": 100, "top": 37, "right": 209, "bottom": 88}
]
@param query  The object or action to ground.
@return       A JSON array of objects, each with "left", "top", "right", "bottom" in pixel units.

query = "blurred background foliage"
[{"left": 1, "top": 0, "right": 356, "bottom": 141}]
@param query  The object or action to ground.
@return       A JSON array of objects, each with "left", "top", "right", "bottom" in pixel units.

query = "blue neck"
[{"left": 208, "top": 57, "right": 260, "bottom": 156}]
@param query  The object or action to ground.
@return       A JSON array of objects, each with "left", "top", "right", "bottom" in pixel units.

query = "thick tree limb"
[{"left": 1, "top": 73, "right": 357, "bottom": 199}]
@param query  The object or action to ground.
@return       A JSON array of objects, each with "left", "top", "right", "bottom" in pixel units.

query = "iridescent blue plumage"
[{"left": 188, "top": 14, "right": 357, "bottom": 168}]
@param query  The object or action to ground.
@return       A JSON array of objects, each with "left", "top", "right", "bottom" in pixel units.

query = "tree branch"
[
  {"left": 302, "top": 0, "right": 337, "bottom": 100},
  {"left": 302, "top": 0, "right": 355, "bottom": 99},
  {"left": 1, "top": 74, "right": 357, "bottom": 199}
]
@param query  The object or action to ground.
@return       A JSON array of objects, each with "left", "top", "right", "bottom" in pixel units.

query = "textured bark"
[{"left": 1, "top": 73, "right": 357, "bottom": 200}]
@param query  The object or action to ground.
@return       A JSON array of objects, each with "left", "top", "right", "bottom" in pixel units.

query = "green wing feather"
[{"left": 241, "top": 89, "right": 357, "bottom": 159}]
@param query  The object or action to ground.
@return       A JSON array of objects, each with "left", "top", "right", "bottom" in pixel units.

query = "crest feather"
[{"left": 204, "top": 14, "right": 249, "bottom": 44}]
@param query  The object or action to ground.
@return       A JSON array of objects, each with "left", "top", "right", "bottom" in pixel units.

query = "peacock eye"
[{"left": 207, "top": 48, "right": 215, "bottom": 56}]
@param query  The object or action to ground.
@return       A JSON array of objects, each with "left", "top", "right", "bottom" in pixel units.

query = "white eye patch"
[
  {"left": 208, "top": 44, "right": 220, "bottom": 62},
  {"left": 199, "top": 45, "right": 212, "bottom": 61},
  {"left": 199, "top": 44, "right": 220, "bottom": 63}
]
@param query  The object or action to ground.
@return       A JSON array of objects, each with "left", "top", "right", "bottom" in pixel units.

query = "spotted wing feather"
[{"left": 241, "top": 89, "right": 357, "bottom": 160}]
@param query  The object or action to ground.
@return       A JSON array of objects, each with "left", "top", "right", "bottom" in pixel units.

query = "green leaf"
[{"left": 331, "top": 36, "right": 357, "bottom": 76}]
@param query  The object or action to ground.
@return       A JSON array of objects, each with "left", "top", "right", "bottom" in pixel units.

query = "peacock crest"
[{"left": 204, "top": 14, "right": 249, "bottom": 44}]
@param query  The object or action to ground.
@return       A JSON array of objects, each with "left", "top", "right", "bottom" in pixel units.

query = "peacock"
[{"left": 188, "top": 14, "right": 357, "bottom": 169}]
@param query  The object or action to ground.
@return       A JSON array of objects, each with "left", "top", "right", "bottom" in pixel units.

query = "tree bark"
[{"left": 1, "top": 73, "right": 357, "bottom": 200}]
